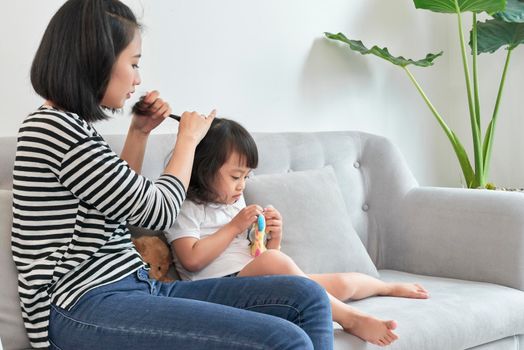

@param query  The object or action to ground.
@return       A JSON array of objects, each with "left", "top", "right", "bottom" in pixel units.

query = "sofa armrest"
[{"left": 380, "top": 187, "right": 524, "bottom": 290}]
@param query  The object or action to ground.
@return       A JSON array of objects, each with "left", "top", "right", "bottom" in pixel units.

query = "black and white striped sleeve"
[{"left": 59, "top": 135, "right": 186, "bottom": 230}]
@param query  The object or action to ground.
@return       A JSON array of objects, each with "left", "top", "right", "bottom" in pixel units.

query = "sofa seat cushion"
[
  {"left": 244, "top": 166, "right": 378, "bottom": 277},
  {"left": 333, "top": 270, "right": 524, "bottom": 349}
]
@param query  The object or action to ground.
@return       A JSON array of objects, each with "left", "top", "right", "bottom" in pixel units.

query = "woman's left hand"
[{"left": 130, "top": 90, "right": 172, "bottom": 134}]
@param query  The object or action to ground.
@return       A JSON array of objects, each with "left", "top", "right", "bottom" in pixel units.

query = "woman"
[{"left": 11, "top": 0, "right": 333, "bottom": 349}]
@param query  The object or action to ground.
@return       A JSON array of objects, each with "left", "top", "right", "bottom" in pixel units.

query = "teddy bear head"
[{"left": 132, "top": 235, "right": 173, "bottom": 282}]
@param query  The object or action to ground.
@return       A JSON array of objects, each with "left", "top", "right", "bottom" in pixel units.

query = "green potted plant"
[{"left": 325, "top": 0, "right": 524, "bottom": 188}]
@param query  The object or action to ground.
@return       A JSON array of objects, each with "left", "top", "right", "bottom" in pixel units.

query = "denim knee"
[
  {"left": 290, "top": 276, "right": 330, "bottom": 306},
  {"left": 272, "top": 322, "right": 314, "bottom": 350},
  {"left": 286, "top": 276, "right": 333, "bottom": 349}
]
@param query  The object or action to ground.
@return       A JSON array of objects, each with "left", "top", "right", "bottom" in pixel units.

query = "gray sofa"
[{"left": 1, "top": 131, "right": 523, "bottom": 350}]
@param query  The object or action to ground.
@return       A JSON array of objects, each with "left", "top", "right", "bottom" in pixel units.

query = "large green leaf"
[
  {"left": 413, "top": 0, "right": 506, "bottom": 14},
  {"left": 475, "top": 18, "right": 524, "bottom": 52},
  {"left": 494, "top": 0, "right": 524, "bottom": 22},
  {"left": 324, "top": 32, "right": 443, "bottom": 68}
]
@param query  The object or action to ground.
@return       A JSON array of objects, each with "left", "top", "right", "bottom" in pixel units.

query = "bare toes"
[
  {"left": 416, "top": 283, "right": 429, "bottom": 292},
  {"left": 386, "top": 320, "right": 398, "bottom": 330},
  {"left": 379, "top": 338, "right": 390, "bottom": 346},
  {"left": 415, "top": 291, "right": 429, "bottom": 299},
  {"left": 386, "top": 332, "right": 398, "bottom": 342}
]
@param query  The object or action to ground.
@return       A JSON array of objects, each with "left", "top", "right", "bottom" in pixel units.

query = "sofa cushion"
[
  {"left": 0, "top": 190, "right": 31, "bottom": 349},
  {"left": 244, "top": 166, "right": 378, "bottom": 277},
  {"left": 334, "top": 270, "right": 524, "bottom": 349}
]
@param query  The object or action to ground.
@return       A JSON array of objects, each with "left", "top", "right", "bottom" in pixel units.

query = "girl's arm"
[
  {"left": 171, "top": 223, "right": 240, "bottom": 272},
  {"left": 172, "top": 204, "right": 263, "bottom": 272},
  {"left": 266, "top": 236, "right": 282, "bottom": 250}
]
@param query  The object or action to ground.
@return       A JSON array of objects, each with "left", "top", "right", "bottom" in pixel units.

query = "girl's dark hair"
[
  {"left": 30, "top": 0, "right": 140, "bottom": 123},
  {"left": 188, "top": 118, "right": 258, "bottom": 204}
]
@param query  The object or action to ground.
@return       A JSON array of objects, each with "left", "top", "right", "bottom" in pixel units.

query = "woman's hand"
[
  {"left": 130, "top": 90, "right": 172, "bottom": 134},
  {"left": 178, "top": 109, "right": 217, "bottom": 144},
  {"left": 228, "top": 204, "right": 263, "bottom": 235},
  {"left": 163, "top": 108, "right": 216, "bottom": 190}
]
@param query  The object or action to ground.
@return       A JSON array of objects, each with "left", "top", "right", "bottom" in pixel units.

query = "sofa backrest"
[
  {"left": 0, "top": 131, "right": 417, "bottom": 265},
  {"left": 0, "top": 137, "right": 17, "bottom": 190},
  {"left": 108, "top": 131, "right": 418, "bottom": 263},
  {"left": 251, "top": 131, "right": 418, "bottom": 264},
  {"left": 0, "top": 190, "right": 31, "bottom": 350}
]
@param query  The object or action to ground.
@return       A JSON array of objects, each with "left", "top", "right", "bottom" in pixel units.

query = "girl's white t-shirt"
[{"left": 164, "top": 196, "right": 254, "bottom": 280}]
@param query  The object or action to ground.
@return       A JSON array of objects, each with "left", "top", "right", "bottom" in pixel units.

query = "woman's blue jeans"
[{"left": 49, "top": 268, "right": 333, "bottom": 349}]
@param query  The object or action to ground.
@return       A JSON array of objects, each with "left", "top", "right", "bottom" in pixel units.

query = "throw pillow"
[{"left": 244, "top": 166, "right": 378, "bottom": 277}]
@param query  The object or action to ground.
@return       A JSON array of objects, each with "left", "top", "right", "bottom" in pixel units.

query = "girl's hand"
[
  {"left": 263, "top": 206, "right": 283, "bottom": 241},
  {"left": 228, "top": 204, "right": 263, "bottom": 235},
  {"left": 130, "top": 90, "right": 172, "bottom": 134},
  {"left": 178, "top": 109, "right": 217, "bottom": 144}
]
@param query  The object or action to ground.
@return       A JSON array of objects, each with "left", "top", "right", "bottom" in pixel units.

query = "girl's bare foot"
[
  {"left": 341, "top": 313, "right": 398, "bottom": 346},
  {"left": 382, "top": 283, "right": 429, "bottom": 299}
]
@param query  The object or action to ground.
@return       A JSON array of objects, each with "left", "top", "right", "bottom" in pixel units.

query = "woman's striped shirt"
[{"left": 11, "top": 106, "right": 185, "bottom": 348}]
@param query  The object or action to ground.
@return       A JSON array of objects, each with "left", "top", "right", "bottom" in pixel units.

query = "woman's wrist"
[
  {"left": 176, "top": 133, "right": 200, "bottom": 148},
  {"left": 128, "top": 123, "right": 151, "bottom": 138}
]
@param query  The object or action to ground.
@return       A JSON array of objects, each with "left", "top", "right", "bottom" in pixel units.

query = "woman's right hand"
[
  {"left": 164, "top": 109, "right": 216, "bottom": 190},
  {"left": 228, "top": 205, "right": 263, "bottom": 235},
  {"left": 178, "top": 109, "right": 216, "bottom": 144}
]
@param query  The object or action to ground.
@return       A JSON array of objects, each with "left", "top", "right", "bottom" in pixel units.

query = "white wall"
[{"left": 1, "top": 0, "right": 523, "bottom": 187}]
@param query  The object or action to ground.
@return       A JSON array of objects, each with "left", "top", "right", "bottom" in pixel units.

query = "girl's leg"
[
  {"left": 238, "top": 250, "right": 398, "bottom": 346},
  {"left": 308, "top": 273, "right": 429, "bottom": 301},
  {"left": 49, "top": 268, "right": 333, "bottom": 350}
]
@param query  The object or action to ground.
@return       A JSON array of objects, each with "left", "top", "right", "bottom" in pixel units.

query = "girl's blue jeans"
[{"left": 49, "top": 268, "right": 334, "bottom": 349}]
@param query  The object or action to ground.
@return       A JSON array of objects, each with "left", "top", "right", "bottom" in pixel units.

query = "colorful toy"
[{"left": 250, "top": 214, "right": 267, "bottom": 257}]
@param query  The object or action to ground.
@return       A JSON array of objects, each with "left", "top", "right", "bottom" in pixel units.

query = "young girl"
[
  {"left": 13, "top": 1, "right": 333, "bottom": 349},
  {"left": 166, "top": 118, "right": 430, "bottom": 347}
]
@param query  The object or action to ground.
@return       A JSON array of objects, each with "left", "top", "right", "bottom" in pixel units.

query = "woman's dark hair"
[
  {"left": 188, "top": 118, "right": 258, "bottom": 204},
  {"left": 31, "top": 0, "right": 140, "bottom": 122}
]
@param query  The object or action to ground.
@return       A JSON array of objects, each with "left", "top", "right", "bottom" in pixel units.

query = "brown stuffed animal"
[{"left": 132, "top": 235, "right": 174, "bottom": 282}]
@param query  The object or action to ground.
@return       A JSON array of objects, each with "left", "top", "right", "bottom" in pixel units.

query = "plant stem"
[
  {"left": 403, "top": 66, "right": 475, "bottom": 186},
  {"left": 403, "top": 67, "right": 452, "bottom": 137},
  {"left": 483, "top": 48, "right": 513, "bottom": 177},
  {"left": 472, "top": 13, "right": 481, "bottom": 145},
  {"left": 455, "top": 2, "right": 483, "bottom": 187},
  {"left": 471, "top": 14, "right": 484, "bottom": 184},
  {"left": 471, "top": 12, "right": 482, "bottom": 131}
]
